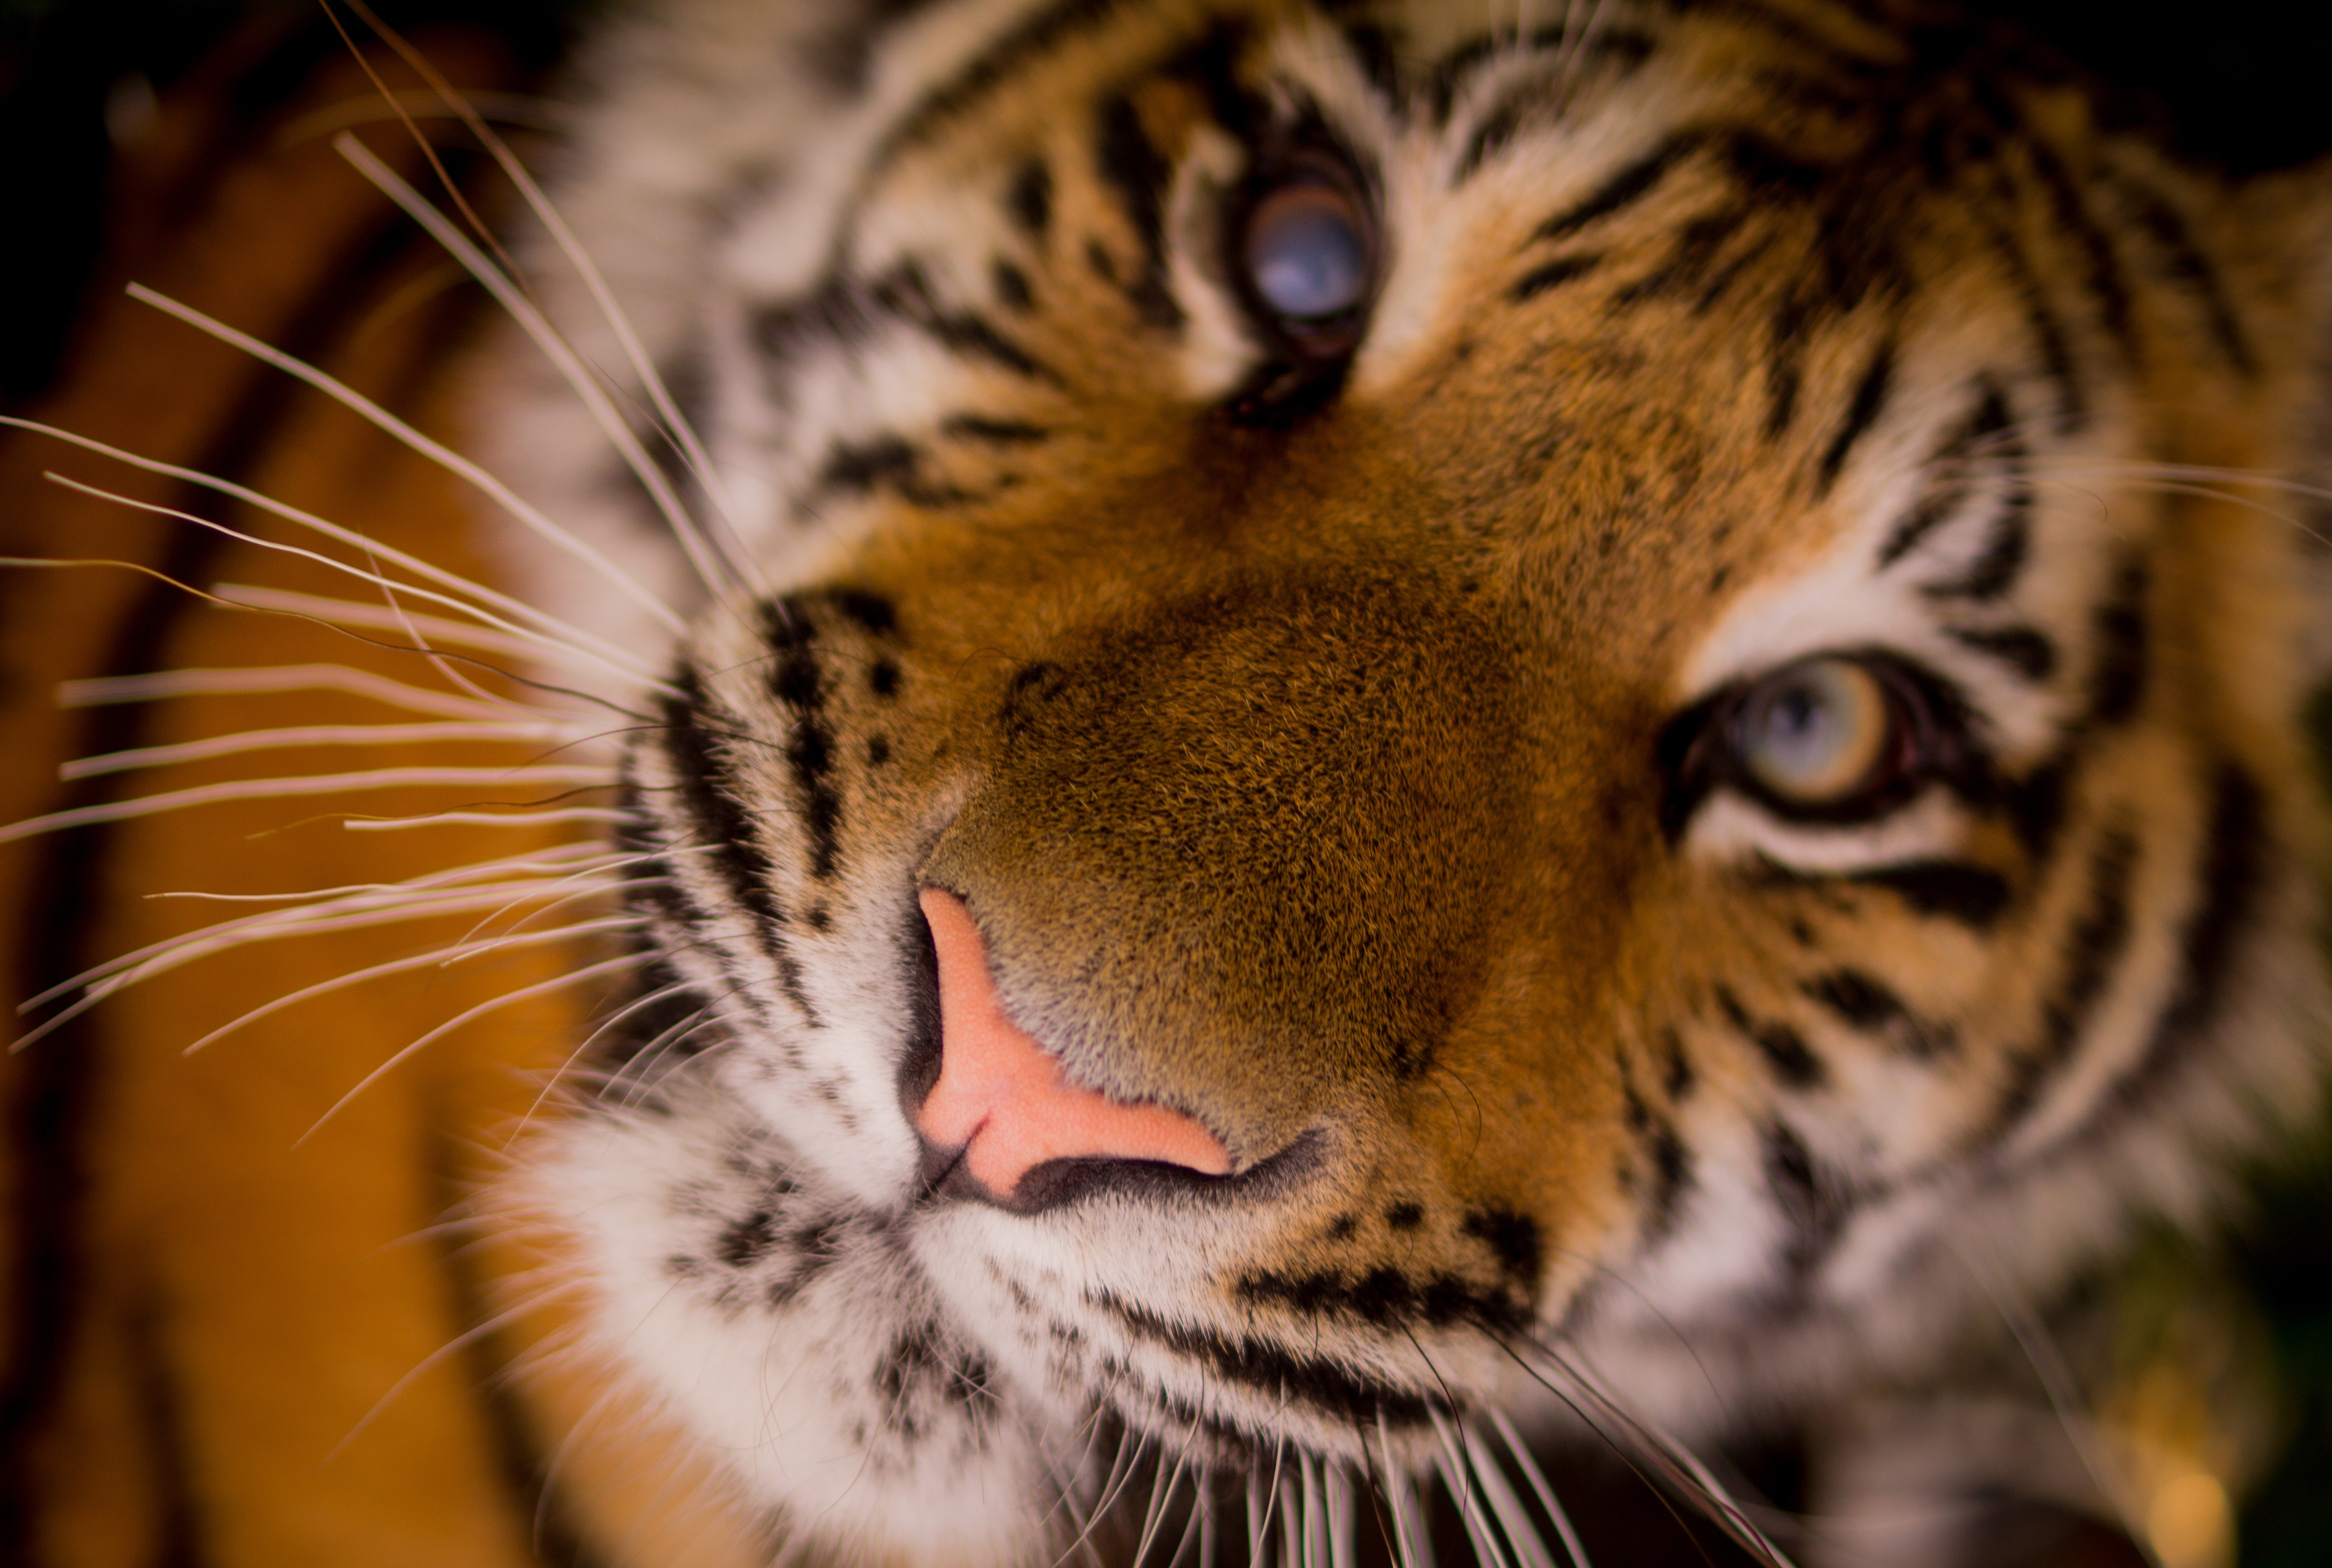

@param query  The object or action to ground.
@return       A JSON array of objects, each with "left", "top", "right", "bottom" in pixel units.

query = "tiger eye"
[
  {"left": 1242, "top": 177, "right": 1373, "bottom": 324},
  {"left": 1735, "top": 657, "right": 1899, "bottom": 805}
]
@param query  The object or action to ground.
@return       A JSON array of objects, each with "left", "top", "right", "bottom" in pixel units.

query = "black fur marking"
[
  {"left": 1816, "top": 339, "right": 1895, "bottom": 494},
  {"left": 2086, "top": 557, "right": 2150, "bottom": 724},
  {"left": 1947, "top": 624, "right": 2057, "bottom": 682},
  {"left": 1989, "top": 826, "right": 2138, "bottom": 1137},
  {"left": 942, "top": 413, "right": 1049, "bottom": 445},
  {"left": 1923, "top": 490, "right": 2031, "bottom": 601},
  {"left": 1879, "top": 383, "right": 2011, "bottom": 567},
  {"left": 1509, "top": 253, "right": 1603, "bottom": 302},
  {"left": 873, "top": 0, "right": 1121, "bottom": 178},
  {"left": 1765, "top": 286, "right": 1809, "bottom": 438},
  {"left": 717, "top": 1210, "right": 778, "bottom": 1269},
  {"left": 869, "top": 660, "right": 902, "bottom": 699},
  {"left": 832, "top": 589, "right": 898, "bottom": 636},
  {"left": 1234, "top": 1266, "right": 1529, "bottom": 1334},
  {"left": 1975, "top": 202, "right": 2087, "bottom": 431},
  {"left": 1460, "top": 1206, "right": 1543, "bottom": 1288},
  {"left": 1621, "top": 1075, "right": 1694, "bottom": 1245},
  {"left": 998, "top": 660, "right": 1071, "bottom": 735},
  {"left": 2021, "top": 133, "right": 2136, "bottom": 359},
  {"left": 871, "top": 265, "right": 1058, "bottom": 382},
  {"left": 2059, "top": 768, "right": 2264, "bottom": 1149},
  {"left": 1660, "top": 1027, "right": 1697, "bottom": 1100},
  {"left": 1097, "top": 1292, "right": 1439, "bottom": 1427},
  {"left": 762, "top": 602, "right": 846, "bottom": 881},
  {"left": 1386, "top": 1201, "right": 1424, "bottom": 1231},
  {"left": 1613, "top": 206, "right": 1748, "bottom": 304},
  {"left": 816, "top": 435, "right": 978, "bottom": 509},
  {"left": 1715, "top": 985, "right": 1828, "bottom": 1089},
  {"left": 660, "top": 670, "right": 788, "bottom": 942},
  {"left": 1007, "top": 157, "right": 1052, "bottom": 237},
  {"left": 1530, "top": 130, "right": 1708, "bottom": 242},
  {"left": 2115, "top": 172, "right": 2254, "bottom": 376},
  {"left": 990, "top": 257, "right": 1033, "bottom": 312},
  {"left": 1094, "top": 94, "right": 1184, "bottom": 330},
  {"left": 865, "top": 736, "right": 892, "bottom": 766},
  {"left": 1762, "top": 1122, "right": 1853, "bottom": 1286},
  {"left": 1802, "top": 969, "right": 1954, "bottom": 1060},
  {"left": 1850, "top": 860, "right": 2013, "bottom": 928}
]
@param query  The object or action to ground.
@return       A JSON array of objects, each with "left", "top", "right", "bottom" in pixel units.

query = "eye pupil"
[
  {"left": 1737, "top": 657, "right": 1897, "bottom": 805},
  {"left": 1244, "top": 183, "right": 1370, "bottom": 323}
]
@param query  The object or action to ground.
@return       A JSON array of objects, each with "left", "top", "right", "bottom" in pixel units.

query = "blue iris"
[{"left": 1246, "top": 187, "right": 1370, "bottom": 321}]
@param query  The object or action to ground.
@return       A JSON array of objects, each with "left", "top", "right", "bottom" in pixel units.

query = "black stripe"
[
  {"left": 1508, "top": 252, "right": 1603, "bottom": 302},
  {"left": 1621, "top": 1072, "right": 1695, "bottom": 1245},
  {"left": 1816, "top": 338, "right": 1895, "bottom": 494},
  {"left": 1765, "top": 284, "right": 1810, "bottom": 437},
  {"left": 1098, "top": 1293, "right": 1437, "bottom": 1428},
  {"left": 2087, "top": 766, "right": 2263, "bottom": 1125},
  {"left": 942, "top": 413, "right": 1049, "bottom": 445},
  {"left": 760, "top": 602, "right": 846, "bottom": 881},
  {"left": 1877, "top": 383, "right": 2010, "bottom": 567},
  {"left": 1923, "top": 482, "right": 2032, "bottom": 602},
  {"left": 1801, "top": 969, "right": 1955, "bottom": 1059},
  {"left": 1947, "top": 624, "right": 2057, "bottom": 682},
  {"left": 814, "top": 434, "right": 979, "bottom": 508},
  {"left": 1761, "top": 1122, "right": 1853, "bottom": 1288},
  {"left": 1612, "top": 206, "right": 1748, "bottom": 304},
  {"left": 869, "top": 0, "right": 1123, "bottom": 180},
  {"left": 1530, "top": 130, "right": 1710, "bottom": 242},
  {"left": 1988, "top": 826, "right": 2138, "bottom": 1138},
  {"left": 1976, "top": 199, "right": 2086, "bottom": 431},
  {"left": 1715, "top": 985, "right": 1827, "bottom": 1089},
  {"left": 2020, "top": 132, "right": 2137, "bottom": 359},
  {"left": 1093, "top": 93, "right": 1183, "bottom": 330},
  {"left": 1006, "top": 155, "right": 1052, "bottom": 238},
  {"left": 2114, "top": 172, "right": 2255, "bottom": 376},
  {"left": 2085, "top": 557, "right": 2149, "bottom": 725},
  {"left": 660, "top": 670, "right": 790, "bottom": 937},
  {"left": 1849, "top": 859, "right": 2013, "bottom": 927}
]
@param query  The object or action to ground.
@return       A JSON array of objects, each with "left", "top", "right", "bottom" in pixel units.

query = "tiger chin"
[{"left": 473, "top": 0, "right": 2332, "bottom": 1562}]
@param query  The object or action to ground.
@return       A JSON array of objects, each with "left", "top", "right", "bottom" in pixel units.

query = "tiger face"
[{"left": 497, "top": 0, "right": 2332, "bottom": 1558}]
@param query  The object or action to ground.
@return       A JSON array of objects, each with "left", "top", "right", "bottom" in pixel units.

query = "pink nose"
[{"left": 913, "top": 888, "right": 1231, "bottom": 1201}]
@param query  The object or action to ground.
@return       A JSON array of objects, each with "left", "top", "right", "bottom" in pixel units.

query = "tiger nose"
[{"left": 913, "top": 888, "right": 1231, "bottom": 1203}]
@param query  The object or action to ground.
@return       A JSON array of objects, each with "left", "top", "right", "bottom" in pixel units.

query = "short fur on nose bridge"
[{"left": 913, "top": 888, "right": 1232, "bottom": 1200}]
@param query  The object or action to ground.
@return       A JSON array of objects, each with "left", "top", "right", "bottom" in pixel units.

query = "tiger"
[{"left": 5, "top": 0, "right": 2331, "bottom": 1564}]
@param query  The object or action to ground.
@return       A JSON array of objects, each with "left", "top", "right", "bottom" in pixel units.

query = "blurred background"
[{"left": 2, "top": 2, "right": 2330, "bottom": 1565}]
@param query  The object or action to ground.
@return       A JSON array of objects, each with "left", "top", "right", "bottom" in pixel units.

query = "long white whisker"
[
  {"left": 1431, "top": 1409, "right": 1514, "bottom": 1568},
  {"left": 1, "top": 763, "right": 614, "bottom": 845},
  {"left": 1326, "top": 1460, "right": 1358, "bottom": 1568},
  {"left": 180, "top": 914, "right": 639, "bottom": 1055},
  {"left": 63, "top": 720, "right": 585, "bottom": 780},
  {"left": 34, "top": 466, "right": 656, "bottom": 688},
  {"left": 212, "top": 582, "right": 550, "bottom": 660},
  {"left": 60, "top": 664, "right": 527, "bottom": 722},
  {"left": 1459, "top": 1420, "right": 1559, "bottom": 1568},
  {"left": 358, "top": 32, "right": 764, "bottom": 593},
  {"left": 295, "top": 948, "right": 652, "bottom": 1145},
  {"left": 1487, "top": 1411, "right": 1589, "bottom": 1568},
  {"left": 343, "top": 806, "right": 628, "bottom": 831},
  {"left": 333, "top": 134, "right": 737, "bottom": 599},
  {"left": 1, "top": 418, "right": 663, "bottom": 683},
  {"left": 1376, "top": 1416, "right": 1434, "bottom": 1568},
  {"left": 127, "top": 282, "right": 690, "bottom": 636}
]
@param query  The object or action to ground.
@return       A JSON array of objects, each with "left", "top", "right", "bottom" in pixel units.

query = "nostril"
[{"left": 911, "top": 888, "right": 1232, "bottom": 1205}]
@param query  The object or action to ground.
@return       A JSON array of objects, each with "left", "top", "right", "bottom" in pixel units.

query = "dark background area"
[{"left": 1, "top": 2, "right": 2329, "bottom": 1565}]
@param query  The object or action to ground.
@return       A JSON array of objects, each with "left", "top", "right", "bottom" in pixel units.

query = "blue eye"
[
  {"left": 1735, "top": 657, "right": 1901, "bottom": 804},
  {"left": 1242, "top": 179, "right": 1373, "bottom": 324}
]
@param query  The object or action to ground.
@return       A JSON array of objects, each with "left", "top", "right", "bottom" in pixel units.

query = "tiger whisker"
[
  {"left": 151, "top": 838, "right": 614, "bottom": 903},
  {"left": 181, "top": 913, "right": 639, "bottom": 1057},
  {"left": 1430, "top": 1409, "right": 1515, "bottom": 1568},
  {"left": 1485, "top": 1409, "right": 1590, "bottom": 1568},
  {"left": 4, "top": 427, "right": 663, "bottom": 684},
  {"left": 332, "top": 134, "right": 740, "bottom": 603},
  {"left": 126, "top": 282, "right": 692, "bottom": 636},
  {"left": 343, "top": 806, "right": 630, "bottom": 831},
  {"left": 334, "top": 0, "right": 764, "bottom": 596},
  {"left": 1375, "top": 1414, "right": 1435, "bottom": 1568},
  {"left": 212, "top": 580, "right": 552, "bottom": 661},
  {"left": 295, "top": 947, "right": 656, "bottom": 1145},
  {"left": 62, "top": 663, "right": 530, "bottom": 723},
  {"left": 63, "top": 720, "right": 587, "bottom": 780}
]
